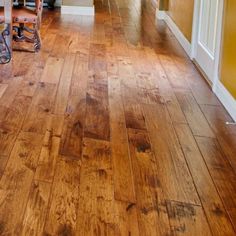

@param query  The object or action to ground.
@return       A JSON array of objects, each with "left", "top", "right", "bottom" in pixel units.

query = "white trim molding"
[
  {"left": 55, "top": 0, "right": 62, "bottom": 7},
  {"left": 156, "top": 4, "right": 236, "bottom": 122},
  {"left": 155, "top": 10, "right": 191, "bottom": 57},
  {"left": 61, "top": 5, "right": 95, "bottom": 15},
  {"left": 213, "top": 81, "right": 236, "bottom": 122},
  {"left": 156, "top": 9, "right": 166, "bottom": 20},
  {"left": 190, "top": 0, "right": 200, "bottom": 59}
]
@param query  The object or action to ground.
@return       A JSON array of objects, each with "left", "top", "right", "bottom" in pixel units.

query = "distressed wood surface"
[{"left": 0, "top": 0, "right": 235, "bottom": 234}]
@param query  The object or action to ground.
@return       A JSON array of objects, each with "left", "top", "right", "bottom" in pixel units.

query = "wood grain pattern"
[
  {"left": 89, "top": 43, "right": 107, "bottom": 72},
  {"left": 40, "top": 57, "right": 64, "bottom": 84},
  {"left": 114, "top": 200, "right": 140, "bottom": 235},
  {"left": 175, "top": 124, "right": 235, "bottom": 235},
  {"left": 54, "top": 54, "right": 76, "bottom": 115},
  {"left": 35, "top": 134, "right": 60, "bottom": 183},
  {"left": 166, "top": 200, "right": 212, "bottom": 235},
  {"left": 108, "top": 76, "right": 136, "bottom": 202},
  {"left": 0, "top": 0, "right": 235, "bottom": 234},
  {"left": 155, "top": 61, "right": 187, "bottom": 124},
  {"left": 21, "top": 181, "right": 51, "bottom": 236},
  {"left": 44, "top": 157, "right": 81, "bottom": 236},
  {"left": 0, "top": 76, "right": 23, "bottom": 107},
  {"left": 200, "top": 104, "right": 236, "bottom": 173},
  {"left": 0, "top": 94, "right": 32, "bottom": 156},
  {"left": 0, "top": 132, "right": 43, "bottom": 235},
  {"left": 196, "top": 136, "right": 236, "bottom": 230},
  {"left": 143, "top": 104, "right": 200, "bottom": 205},
  {"left": 84, "top": 73, "right": 110, "bottom": 141},
  {"left": 175, "top": 90, "right": 215, "bottom": 138},
  {"left": 128, "top": 129, "right": 171, "bottom": 236},
  {"left": 76, "top": 138, "right": 117, "bottom": 235},
  {"left": 0, "top": 84, "right": 8, "bottom": 99},
  {"left": 22, "top": 82, "right": 57, "bottom": 134},
  {"left": 60, "top": 53, "right": 88, "bottom": 159}
]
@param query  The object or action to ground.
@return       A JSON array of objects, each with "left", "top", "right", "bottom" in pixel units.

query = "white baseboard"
[
  {"left": 213, "top": 81, "right": 236, "bottom": 122},
  {"left": 156, "top": 9, "right": 166, "bottom": 20},
  {"left": 55, "top": 0, "right": 62, "bottom": 7},
  {"left": 61, "top": 5, "right": 95, "bottom": 15},
  {"left": 156, "top": 10, "right": 191, "bottom": 57}
]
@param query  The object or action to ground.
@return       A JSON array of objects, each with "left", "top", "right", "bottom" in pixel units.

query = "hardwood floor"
[{"left": 0, "top": 0, "right": 236, "bottom": 235}]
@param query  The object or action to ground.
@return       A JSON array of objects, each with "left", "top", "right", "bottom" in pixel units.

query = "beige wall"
[{"left": 220, "top": 0, "right": 236, "bottom": 99}]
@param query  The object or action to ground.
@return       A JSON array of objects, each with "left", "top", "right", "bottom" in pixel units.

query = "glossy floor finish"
[{"left": 0, "top": 0, "right": 236, "bottom": 235}]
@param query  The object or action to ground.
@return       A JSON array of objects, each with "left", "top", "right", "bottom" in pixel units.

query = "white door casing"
[{"left": 191, "top": 0, "right": 224, "bottom": 85}]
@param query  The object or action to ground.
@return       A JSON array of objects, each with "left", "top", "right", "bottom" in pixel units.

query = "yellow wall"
[
  {"left": 158, "top": 0, "right": 194, "bottom": 42},
  {"left": 167, "top": 0, "right": 194, "bottom": 42},
  {"left": 220, "top": 0, "right": 236, "bottom": 99},
  {"left": 159, "top": 0, "right": 169, "bottom": 10}
]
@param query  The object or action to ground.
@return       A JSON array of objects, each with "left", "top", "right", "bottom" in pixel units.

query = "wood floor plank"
[
  {"left": 76, "top": 138, "right": 118, "bottom": 235},
  {"left": 35, "top": 134, "right": 61, "bottom": 183},
  {"left": 166, "top": 200, "right": 212, "bottom": 235},
  {"left": 136, "top": 72, "right": 162, "bottom": 105},
  {"left": 123, "top": 96, "right": 147, "bottom": 130},
  {"left": 120, "top": 75, "right": 146, "bottom": 131},
  {"left": 0, "top": 105, "right": 7, "bottom": 121},
  {"left": 21, "top": 180, "right": 51, "bottom": 236},
  {"left": 84, "top": 73, "right": 110, "bottom": 141},
  {"left": 108, "top": 76, "right": 136, "bottom": 202},
  {"left": 0, "top": 76, "right": 23, "bottom": 107},
  {"left": 114, "top": 200, "right": 140, "bottom": 236},
  {"left": 54, "top": 54, "right": 76, "bottom": 115},
  {"left": 0, "top": 83, "right": 8, "bottom": 99},
  {"left": 44, "top": 157, "right": 81, "bottom": 236},
  {"left": 200, "top": 104, "right": 236, "bottom": 173},
  {"left": 175, "top": 124, "right": 235, "bottom": 235},
  {"left": 0, "top": 132, "right": 43, "bottom": 235},
  {"left": 196, "top": 137, "right": 236, "bottom": 230},
  {"left": 46, "top": 114, "right": 65, "bottom": 138},
  {"left": 128, "top": 128, "right": 172, "bottom": 236},
  {"left": 68, "top": 31, "right": 80, "bottom": 54},
  {"left": 20, "top": 56, "right": 46, "bottom": 97},
  {"left": 89, "top": 43, "right": 107, "bottom": 72},
  {"left": 184, "top": 70, "right": 221, "bottom": 106},
  {"left": 51, "top": 34, "right": 71, "bottom": 58},
  {"left": 0, "top": 1, "right": 235, "bottom": 233},
  {"left": 41, "top": 33, "right": 57, "bottom": 54},
  {"left": 14, "top": 53, "right": 36, "bottom": 78},
  {"left": 91, "top": 23, "right": 106, "bottom": 44},
  {"left": 3, "top": 94, "right": 32, "bottom": 130},
  {"left": 143, "top": 103, "right": 200, "bottom": 205},
  {"left": 60, "top": 53, "right": 88, "bottom": 159},
  {"left": 117, "top": 56, "right": 149, "bottom": 130},
  {"left": 154, "top": 61, "right": 187, "bottom": 124},
  {"left": 40, "top": 56, "right": 64, "bottom": 84},
  {"left": 117, "top": 56, "right": 134, "bottom": 77},
  {"left": 0, "top": 94, "right": 32, "bottom": 156},
  {"left": 0, "top": 126, "right": 17, "bottom": 158},
  {"left": 107, "top": 51, "right": 118, "bottom": 76},
  {"left": 159, "top": 54, "right": 189, "bottom": 89},
  {"left": 22, "top": 82, "right": 57, "bottom": 134},
  {"left": 175, "top": 90, "right": 215, "bottom": 138},
  {"left": 0, "top": 154, "right": 9, "bottom": 178}
]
